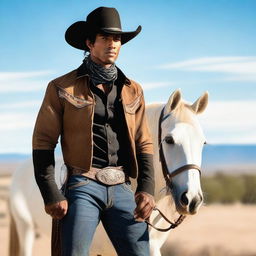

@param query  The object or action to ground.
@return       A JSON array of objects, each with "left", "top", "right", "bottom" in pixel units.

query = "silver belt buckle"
[{"left": 96, "top": 168, "right": 125, "bottom": 185}]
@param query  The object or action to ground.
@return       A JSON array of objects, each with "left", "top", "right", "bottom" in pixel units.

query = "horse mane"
[
  {"left": 147, "top": 100, "right": 196, "bottom": 126},
  {"left": 171, "top": 100, "right": 198, "bottom": 126}
]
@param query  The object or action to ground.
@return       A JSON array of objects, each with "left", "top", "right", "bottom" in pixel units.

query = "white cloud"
[
  {"left": 0, "top": 100, "right": 42, "bottom": 110},
  {"left": 190, "top": 62, "right": 256, "bottom": 74},
  {"left": 0, "top": 111, "right": 39, "bottom": 153},
  {"left": 0, "top": 71, "right": 54, "bottom": 81},
  {"left": 224, "top": 74, "right": 256, "bottom": 82},
  {"left": 159, "top": 56, "right": 255, "bottom": 69},
  {"left": 0, "top": 70, "right": 54, "bottom": 92},
  {"left": 141, "top": 81, "right": 175, "bottom": 90},
  {"left": 0, "top": 100, "right": 255, "bottom": 153},
  {"left": 158, "top": 56, "right": 256, "bottom": 81},
  {"left": 0, "top": 80, "right": 48, "bottom": 93},
  {"left": 0, "top": 127, "right": 35, "bottom": 154},
  {"left": 0, "top": 112, "right": 37, "bottom": 130},
  {"left": 198, "top": 100, "right": 256, "bottom": 144}
]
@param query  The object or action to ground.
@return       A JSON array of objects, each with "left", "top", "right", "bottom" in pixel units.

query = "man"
[{"left": 32, "top": 6, "right": 155, "bottom": 256}]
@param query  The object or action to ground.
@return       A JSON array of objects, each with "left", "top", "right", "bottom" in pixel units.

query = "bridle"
[
  {"left": 146, "top": 106, "right": 201, "bottom": 232},
  {"left": 158, "top": 106, "right": 201, "bottom": 186}
]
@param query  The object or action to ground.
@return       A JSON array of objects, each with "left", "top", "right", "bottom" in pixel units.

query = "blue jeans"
[{"left": 60, "top": 174, "right": 149, "bottom": 256}]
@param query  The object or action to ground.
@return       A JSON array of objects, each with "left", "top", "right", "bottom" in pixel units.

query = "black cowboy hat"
[{"left": 65, "top": 7, "right": 142, "bottom": 50}]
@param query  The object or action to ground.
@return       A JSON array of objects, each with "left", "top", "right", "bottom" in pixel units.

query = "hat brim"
[{"left": 65, "top": 21, "right": 142, "bottom": 50}]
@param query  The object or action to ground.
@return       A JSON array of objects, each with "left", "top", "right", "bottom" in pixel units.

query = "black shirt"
[{"left": 89, "top": 77, "right": 130, "bottom": 172}]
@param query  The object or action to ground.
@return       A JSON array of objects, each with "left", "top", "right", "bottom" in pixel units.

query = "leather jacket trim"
[
  {"left": 124, "top": 93, "right": 142, "bottom": 114},
  {"left": 58, "top": 88, "right": 94, "bottom": 108}
]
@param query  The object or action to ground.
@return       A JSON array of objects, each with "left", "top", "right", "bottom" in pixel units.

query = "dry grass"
[
  {"left": 1, "top": 171, "right": 256, "bottom": 256},
  {"left": 162, "top": 243, "right": 256, "bottom": 256}
]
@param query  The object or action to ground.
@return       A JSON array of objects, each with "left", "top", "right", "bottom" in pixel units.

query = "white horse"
[{"left": 9, "top": 89, "right": 208, "bottom": 256}]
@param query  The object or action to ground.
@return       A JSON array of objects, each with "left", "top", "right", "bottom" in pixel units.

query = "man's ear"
[{"left": 86, "top": 39, "right": 92, "bottom": 51}]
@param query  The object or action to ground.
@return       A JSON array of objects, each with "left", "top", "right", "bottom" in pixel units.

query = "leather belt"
[{"left": 68, "top": 165, "right": 129, "bottom": 185}]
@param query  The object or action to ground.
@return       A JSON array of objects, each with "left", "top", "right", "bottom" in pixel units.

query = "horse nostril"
[
  {"left": 181, "top": 192, "right": 189, "bottom": 206},
  {"left": 199, "top": 193, "right": 203, "bottom": 203}
]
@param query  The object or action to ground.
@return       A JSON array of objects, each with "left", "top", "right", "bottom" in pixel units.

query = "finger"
[
  {"left": 135, "top": 203, "right": 153, "bottom": 220},
  {"left": 134, "top": 195, "right": 151, "bottom": 211},
  {"left": 55, "top": 206, "right": 65, "bottom": 216},
  {"left": 135, "top": 193, "right": 150, "bottom": 203},
  {"left": 45, "top": 206, "right": 52, "bottom": 215},
  {"left": 58, "top": 203, "right": 68, "bottom": 217},
  {"left": 55, "top": 209, "right": 67, "bottom": 219},
  {"left": 52, "top": 211, "right": 65, "bottom": 220},
  {"left": 45, "top": 210, "right": 52, "bottom": 215},
  {"left": 134, "top": 201, "right": 151, "bottom": 218},
  {"left": 141, "top": 205, "right": 154, "bottom": 220},
  {"left": 53, "top": 214, "right": 64, "bottom": 220},
  {"left": 52, "top": 215, "right": 61, "bottom": 220},
  {"left": 58, "top": 201, "right": 68, "bottom": 215},
  {"left": 134, "top": 216, "right": 145, "bottom": 222},
  {"left": 134, "top": 201, "right": 148, "bottom": 215},
  {"left": 47, "top": 209, "right": 55, "bottom": 217}
]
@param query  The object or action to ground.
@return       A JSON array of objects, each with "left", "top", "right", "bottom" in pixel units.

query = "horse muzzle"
[{"left": 176, "top": 191, "right": 204, "bottom": 215}]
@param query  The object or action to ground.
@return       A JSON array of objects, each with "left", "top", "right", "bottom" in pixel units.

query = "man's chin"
[{"left": 104, "top": 58, "right": 115, "bottom": 65}]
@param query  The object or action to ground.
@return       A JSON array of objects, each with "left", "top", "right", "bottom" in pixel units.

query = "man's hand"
[
  {"left": 134, "top": 192, "right": 155, "bottom": 222},
  {"left": 45, "top": 200, "right": 68, "bottom": 220}
]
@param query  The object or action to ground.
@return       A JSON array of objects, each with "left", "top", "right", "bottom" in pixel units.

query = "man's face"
[{"left": 86, "top": 33, "right": 121, "bottom": 67}]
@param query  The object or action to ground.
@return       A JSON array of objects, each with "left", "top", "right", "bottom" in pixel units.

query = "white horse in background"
[{"left": 9, "top": 89, "right": 208, "bottom": 256}]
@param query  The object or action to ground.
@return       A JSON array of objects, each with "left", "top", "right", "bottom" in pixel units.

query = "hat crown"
[
  {"left": 65, "top": 7, "right": 141, "bottom": 50},
  {"left": 86, "top": 7, "right": 122, "bottom": 31}
]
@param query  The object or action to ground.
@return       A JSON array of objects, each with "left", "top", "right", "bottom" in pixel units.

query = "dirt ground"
[{"left": 1, "top": 174, "right": 256, "bottom": 256}]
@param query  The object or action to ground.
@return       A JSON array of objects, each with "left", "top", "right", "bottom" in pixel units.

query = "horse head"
[{"left": 158, "top": 89, "right": 208, "bottom": 215}]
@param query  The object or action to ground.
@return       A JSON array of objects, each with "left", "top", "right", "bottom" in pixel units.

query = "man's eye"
[{"left": 113, "top": 36, "right": 121, "bottom": 41}]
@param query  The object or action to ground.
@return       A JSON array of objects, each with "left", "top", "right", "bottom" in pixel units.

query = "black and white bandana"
[{"left": 84, "top": 55, "right": 118, "bottom": 86}]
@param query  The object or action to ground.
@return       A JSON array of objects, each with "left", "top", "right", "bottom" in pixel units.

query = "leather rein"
[{"left": 146, "top": 106, "right": 201, "bottom": 232}]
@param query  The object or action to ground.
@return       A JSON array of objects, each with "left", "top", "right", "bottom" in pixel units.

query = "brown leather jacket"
[{"left": 32, "top": 66, "right": 153, "bottom": 179}]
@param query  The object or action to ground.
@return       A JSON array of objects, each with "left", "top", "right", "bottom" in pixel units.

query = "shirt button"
[
  {"left": 106, "top": 123, "right": 109, "bottom": 127},
  {"left": 108, "top": 140, "right": 111, "bottom": 144}
]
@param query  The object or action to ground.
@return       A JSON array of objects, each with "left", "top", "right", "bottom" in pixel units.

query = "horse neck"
[{"left": 146, "top": 104, "right": 167, "bottom": 201}]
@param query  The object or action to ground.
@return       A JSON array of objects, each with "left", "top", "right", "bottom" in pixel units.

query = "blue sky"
[{"left": 1, "top": 0, "right": 256, "bottom": 153}]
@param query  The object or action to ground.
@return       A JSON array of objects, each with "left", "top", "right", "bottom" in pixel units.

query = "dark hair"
[
  {"left": 84, "top": 31, "right": 97, "bottom": 56},
  {"left": 87, "top": 31, "right": 98, "bottom": 45},
  {"left": 84, "top": 31, "right": 118, "bottom": 56}
]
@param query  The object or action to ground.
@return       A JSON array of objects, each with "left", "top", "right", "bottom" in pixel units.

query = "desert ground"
[{"left": 1, "top": 172, "right": 256, "bottom": 256}]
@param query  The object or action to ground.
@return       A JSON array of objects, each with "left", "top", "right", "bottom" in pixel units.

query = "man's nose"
[{"left": 107, "top": 38, "right": 116, "bottom": 48}]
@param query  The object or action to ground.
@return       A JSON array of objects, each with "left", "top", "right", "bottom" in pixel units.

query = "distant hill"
[
  {"left": 0, "top": 144, "right": 255, "bottom": 175},
  {"left": 0, "top": 153, "right": 30, "bottom": 162}
]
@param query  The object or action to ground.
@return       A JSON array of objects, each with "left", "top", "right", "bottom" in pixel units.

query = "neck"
[
  {"left": 146, "top": 104, "right": 167, "bottom": 200},
  {"left": 90, "top": 55, "right": 113, "bottom": 69},
  {"left": 84, "top": 54, "right": 118, "bottom": 86}
]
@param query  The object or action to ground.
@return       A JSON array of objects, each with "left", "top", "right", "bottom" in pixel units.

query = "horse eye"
[{"left": 165, "top": 136, "right": 175, "bottom": 144}]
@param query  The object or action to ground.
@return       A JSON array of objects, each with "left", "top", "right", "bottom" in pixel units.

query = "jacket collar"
[{"left": 76, "top": 61, "right": 131, "bottom": 87}]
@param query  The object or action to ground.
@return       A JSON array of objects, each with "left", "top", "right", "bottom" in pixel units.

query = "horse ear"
[
  {"left": 191, "top": 91, "right": 209, "bottom": 114},
  {"left": 165, "top": 89, "right": 182, "bottom": 114}
]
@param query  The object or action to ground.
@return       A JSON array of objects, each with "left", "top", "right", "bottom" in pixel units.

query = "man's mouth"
[{"left": 106, "top": 52, "right": 116, "bottom": 57}]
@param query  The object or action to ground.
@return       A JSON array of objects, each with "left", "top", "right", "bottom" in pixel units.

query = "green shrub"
[
  {"left": 201, "top": 172, "right": 256, "bottom": 204},
  {"left": 201, "top": 176, "right": 223, "bottom": 203},
  {"left": 241, "top": 174, "right": 256, "bottom": 204}
]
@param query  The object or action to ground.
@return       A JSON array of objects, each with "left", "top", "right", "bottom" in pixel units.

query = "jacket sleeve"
[
  {"left": 134, "top": 89, "right": 155, "bottom": 196},
  {"left": 32, "top": 82, "right": 65, "bottom": 205},
  {"left": 32, "top": 81, "right": 63, "bottom": 150},
  {"left": 33, "top": 149, "right": 66, "bottom": 205}
]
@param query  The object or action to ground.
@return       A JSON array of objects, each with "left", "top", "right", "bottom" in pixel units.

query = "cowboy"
[{"left": 32, "top": 6, "right": 155, "bottom": 256}]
